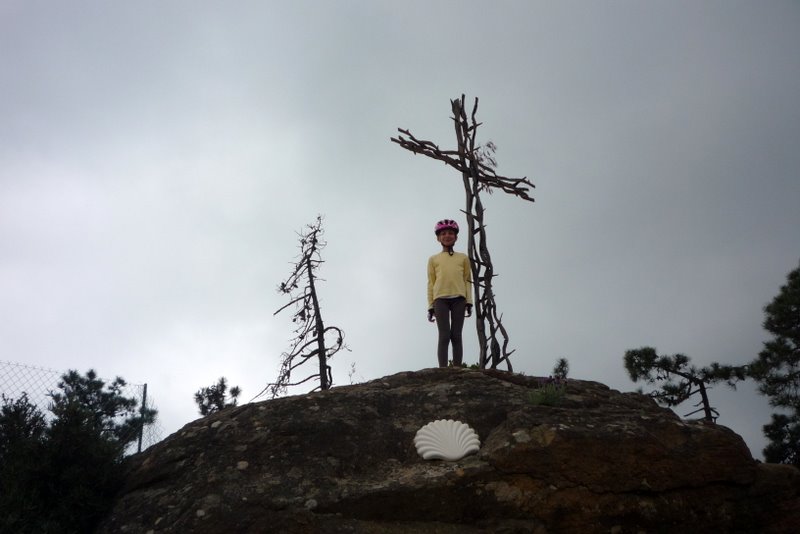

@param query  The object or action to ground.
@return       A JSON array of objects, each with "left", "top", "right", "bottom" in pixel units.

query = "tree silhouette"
[
  {"left": 552, "top": 358, "right": 570, "bottom": 380},
  {"left": 260, "top": 216, "right": 346, "bottom": 398},
  {"left": 194, "top": 377, "right": 241, "bottom": 416},
  {"left": 392, "top": 95, "right": 535, "bottom": 370},
  {"left": 624, "top": 347, "right": 745, "bottom": 422},
  {"left": 0, "top": 370, "right": 156, "bottom": 532},
  {"left": 749, "top": 260, "right": 800, "bottom": 465},
  {"left": 48, "top": 368, "right": 155, "bottom": 448}
]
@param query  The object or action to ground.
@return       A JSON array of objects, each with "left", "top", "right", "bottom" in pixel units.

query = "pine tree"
[
  {"left": 0, "top": 370, "right": 156, "bottom": 532},
  {"left": 194, "top": 377, "right": 241, "bottom": 416},
  {"left": 749, "top": 260, "right": 800, "bottom": 465},
  {"left": 624, "top": 347, "right": 745, "bottom": 421}
]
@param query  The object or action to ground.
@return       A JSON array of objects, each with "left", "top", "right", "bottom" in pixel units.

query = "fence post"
[{"left": 138, "top": 383, "right": 147, "bottom": 454}]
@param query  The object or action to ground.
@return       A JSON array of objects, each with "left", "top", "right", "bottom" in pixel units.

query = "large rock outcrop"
[{"left": 98, "top": 368, "right": 799, "bottom": 533}]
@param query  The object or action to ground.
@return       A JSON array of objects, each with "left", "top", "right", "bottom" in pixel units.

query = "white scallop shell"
[{"left": 414, "top": 419, "right": 480, "bottom": 461}]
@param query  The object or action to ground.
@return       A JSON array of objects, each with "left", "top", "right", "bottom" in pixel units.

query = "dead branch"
[
  {"left": 391, "top": 129, "right": 535, "bottom": 202},
  {"left": 257, "top": 215, "right": 348, "bottom": 399}
]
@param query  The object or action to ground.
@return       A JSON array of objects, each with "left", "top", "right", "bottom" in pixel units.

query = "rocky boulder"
[{"left": 98, "top": 368, "right": 799, "bottom": 533}]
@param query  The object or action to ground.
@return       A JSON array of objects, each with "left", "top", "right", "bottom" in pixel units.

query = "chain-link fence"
[{"left": 0, "top": 360, "right": 163, "bottom": 454}]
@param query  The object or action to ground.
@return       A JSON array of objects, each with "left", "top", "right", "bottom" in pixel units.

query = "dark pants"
[{"left": 433, "top": 297, "right": 466, "bottom": 367}]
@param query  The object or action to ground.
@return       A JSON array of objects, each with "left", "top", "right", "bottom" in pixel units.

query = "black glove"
[
  {"left": 465, "top": 304, "right": 473, "bottom": 317},
  {"left": 428, "top": 308, "right": 435, "bottom": 322}
]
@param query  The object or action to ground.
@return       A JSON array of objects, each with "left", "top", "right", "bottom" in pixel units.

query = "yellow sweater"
[{"left": 427, "top": 251, "right": 473, "bottom": 308}]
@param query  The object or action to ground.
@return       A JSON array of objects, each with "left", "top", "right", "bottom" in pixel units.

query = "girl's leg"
[
  {"left": 433, "top": 299, "right": 452, "bottom": 367},
  {"left": 449, "top": 298, "right": 466, "bottom": 366}
]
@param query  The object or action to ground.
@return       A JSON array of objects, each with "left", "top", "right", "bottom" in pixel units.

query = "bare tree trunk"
[
  {"left": 698, "top": 382, "right": 713, "bottom": 421},
  {"left": 306, "top": 256, "right": 329, "bottom": 390}
]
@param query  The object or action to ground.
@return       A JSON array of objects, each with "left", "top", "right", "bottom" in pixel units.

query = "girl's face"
[{"left": 438, "top": 229, "right": 457, "bottom": 247}]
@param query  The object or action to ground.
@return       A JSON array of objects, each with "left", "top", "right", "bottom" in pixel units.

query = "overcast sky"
[{"left": 2, "top": 1, "right": 799, "bottom": 459}]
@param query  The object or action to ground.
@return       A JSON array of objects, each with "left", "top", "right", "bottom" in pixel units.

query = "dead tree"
[
  {"left": 258, "top": 216, "right": 345, "bottom": 398},
  {"left": 392, "top": 95, "right": 534, "bottom": 370}
]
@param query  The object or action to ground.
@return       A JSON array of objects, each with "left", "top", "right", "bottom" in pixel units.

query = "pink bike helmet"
[{"left": 434, "top": 219, "right": 459, "bottom": 235}]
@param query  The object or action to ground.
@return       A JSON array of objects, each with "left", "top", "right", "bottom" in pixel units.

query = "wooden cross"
[{"left": 392, "top": 95, "right": 535, "bottom": 370}]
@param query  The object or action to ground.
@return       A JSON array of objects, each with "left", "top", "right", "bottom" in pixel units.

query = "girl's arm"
[{"left": 427, "top": 256, "right": 436, "bottom": 309}]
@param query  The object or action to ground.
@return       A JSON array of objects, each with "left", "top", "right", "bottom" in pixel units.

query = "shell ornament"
[{"left": 413, "top": 419, "right": 480, "bottom": 461}]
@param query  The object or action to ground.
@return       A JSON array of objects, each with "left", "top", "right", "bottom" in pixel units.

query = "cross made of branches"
[{"left": 391, "top": 95, "right": 535, "bottom": 370}]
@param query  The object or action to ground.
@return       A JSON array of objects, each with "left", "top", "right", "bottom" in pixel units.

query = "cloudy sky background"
[{"left": 2, "top": 1, "right": 799, "bottom": 459}]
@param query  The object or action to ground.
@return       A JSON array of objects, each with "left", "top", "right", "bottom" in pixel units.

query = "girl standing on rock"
[{"left": 427, "top": 219, "right": 473, "bottom": 367}]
